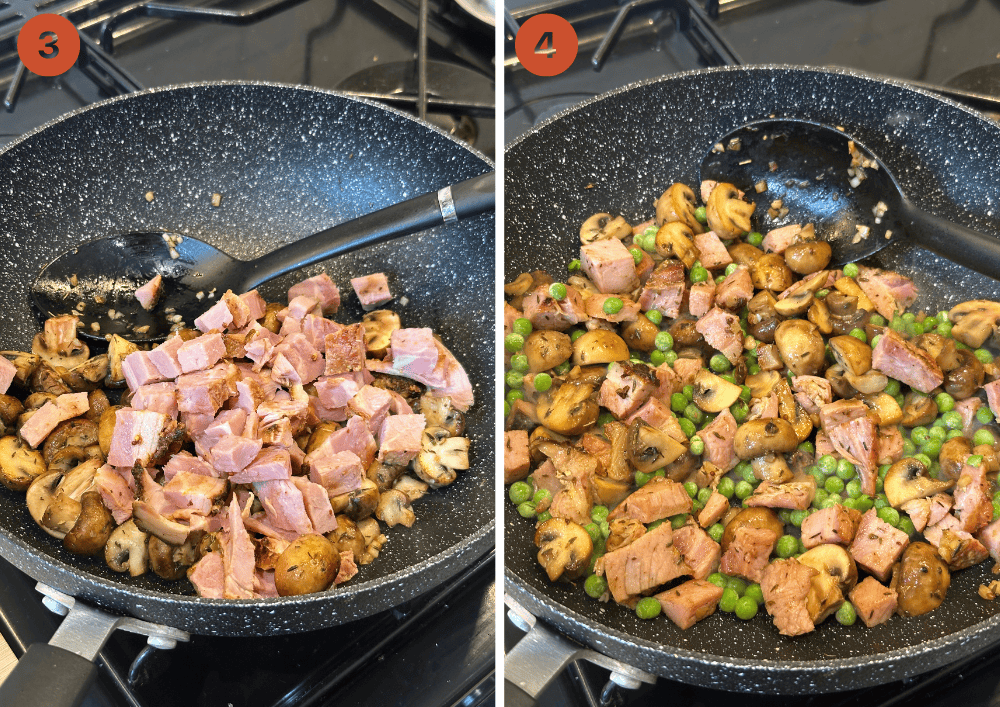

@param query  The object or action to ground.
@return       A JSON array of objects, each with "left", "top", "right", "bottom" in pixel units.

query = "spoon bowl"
[{"left": 700, "top": 119, "right": 1000, "bottom": 277}]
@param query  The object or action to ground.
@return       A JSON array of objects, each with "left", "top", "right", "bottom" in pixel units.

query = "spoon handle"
[
  {"left": 904, "top": 201, "right": 1000, "bottom": 280},
  {"left": 237, "top": 171, "right": 494, "bottom": 292}
]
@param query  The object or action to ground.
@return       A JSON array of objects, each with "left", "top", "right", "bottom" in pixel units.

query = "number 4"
[{"left": 535, "top": 31, "right": 555, "bottom": 58}]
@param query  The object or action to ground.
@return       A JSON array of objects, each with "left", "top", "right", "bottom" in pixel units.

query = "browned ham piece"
[
  {"left": 746, "top": 476, "right": 817, "bottom": 511},
  {"left": 849, "top": 509, "right": 910, "bottom": 582},
  {"left": 800, "top": 505, "right": 862, "bottom": 548},
  {"left": 609, "top": 478, "right": 692, "bottom": 524},
  {"left": 581, "top": 238, "right": 639, "bottom": 294},
  {"left": 871, "top": 329, "right": 943, "bottom": 394},
  {"left": 953, "top": 461, "right": 992, "bottom": 534},
  {"left": 700, "top": 408, "right": 738, "bottom": 472},
  {"left": 825, "top": 413, "right": 879, "bottom": 496},
  {"left": 601, "top": 522, "right": 689, "bottom": 603},
  {"left": 694, "top": 307, "right": 743, "bottom": 365},
  {"left": 761, "top": 558, "right": 817, "bottom": 636},
  {"left": 692, "top": 231, "right": 733, "bottom": 270},
  {"left": 504, "top": 430, "right": 531, "bottom": 484},
  {"left": 522, "top": 283, "right": 588, "bottom": 331},
  {"left": 720, "top": 526, "right": 778, "bottom": 582},
  {"left": 672, "top": 524, "right": 721, "bottom": 579},
  {"left": 856, "top": 266, "right": 917, "bottom": 320},
  {"left": 598, "top": 361, "right": 658, "bottom": 419},
  {"left": 849, "top": 576, "right": 897, "bottom": 628},
  {"left": 715, "top": 266, "right": 753, "bottom": 312},
  {"left": 656, "top": 579, "right": 724, "bottom": 629}
]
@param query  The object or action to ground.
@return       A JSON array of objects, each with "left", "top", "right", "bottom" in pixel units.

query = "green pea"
[
  {"left": 512, "top": 318, "right": 532, "bottom": 338},
  {"left": 504, "top": 333, "right": 525, "bottom": 352},
  {"left": 694, "top": 206, "right": 708, "bottom": 224},
  {"left": 537, "top": 510, "right": 552, "bottom": 523},
  {"left": 902, "top": 312, "right": 916, "bottom": 323},
  {"left": 567, "top": 259, "right": 582, "bottom": 272},
  {"left": 942, "top": 411, "right": 963, "bottom": 430},
  {"left": 816, "top": 288, "right": 830, "bottom": 298},
  {"left": 938, "top": 321, "right": 953, "bottom": 337},
  {"left": 836, "top": 601, "right": 857, "bottom": 626},
  {"left": 635, "top": 596, "right": 662, "bottom": 619},
  {"left": 690, "top": 267, "right": 709, "bottom": 283},
  {"left": 649, "top": 350, "right": 666, "bottom": 366},
  {"left": 824, "top": 476, "right": 845, "bottom": 494},
  {"left": 798, "top": 440, "right": 815, "bottom": 455},
  {"left": 717, "top": 477, "right": 735, "bottom": 499},
  {"left": 571, "top": 329, "right": 585, "bottom": 342},
  {"left": 670, "top": 514, "right": 688, "bottom": 530},
  {"left": 727, "top": 577, "right": 748, "bottom": 595},
  {"left": 775, "top": 534, "right": 799, "bottom": 558},
  {"left": 746, "top": 232, "right": 763, "bottom": 247},
  {"left": 603, "top": 297, "right": 623, "bottom": 315},
  {"left": 730, "top": 400, "right": 749, "bottom": 423},
  {"left": 973, "top": 428, "right": 995, "bottom": 446},
  {"left": 719, "top": 587, "right": 739, "bottom": 613},
  {"left": 934, "top": 392, "right": 955, "bottom": 413},
  {"left": 664, "top": 350, "right": 679, "bottom": 366},
  {"left": 645, "top": 309, "right": 663, "bottom": 325},
  {"left": 848, "top": 327, "right": 867, "bottom": 343},
  {"left": 683, "top": 384, "right": 695, "bottom": 401},
  {"left": 533, "top": 372, "right": 553, "bottom": 393},
  {"left": 910, "top": 426, "right": 929, "bottom": 446},
  {"left": 836, "top": 458, "right": 856, "bottom": 480},
  {"left": 635, "top": 470, "right": 652, "bottom": 487},
  {"left": 870, "top": 334, "right": 882, "bottom": 348},
  {"left": 856, "top": 496, "right": 875, "bottom": 513},
  {"left": 655, "top": 331, "right": 674, "bottom": 351},
  {"left": 869, "top": 314, "right": 886, "bottom": 327},
  {"left": 683, "top": 403, "right": 704, "bottom": 425},
  {"left": 744, "top": 583, "right": 764, "bottom": 606},
  {"left": 734, "top": 596, "right": 758, "bottom": 620},
  {"left": 533, "top": 489, "right": 551, "bottom": 505},
  {"left": 584, "top": 522, "right": 603, "bottom": 545},
  {"left": 898, "top": 516, "right": 915, "bottom": 536},
  {"left": 747, "top": 363, "right": 761, "bottom": 376},
  {"left": 968, "top": 454, "right": 985, "bottom": 467},
  {"left": 690, "top": 435, "right": 705, "bottom": 456},
  {"left": 884, "top": 378, "right": 900, "bottom": 397},
  {"left": 735, "top": 480, "right": 754, "bottom": 500},
  {"left": 506, "top": 390, "right": 524, "bottom": 406},
  {"left": 902, "top": 438, "right": 916, "bottom": 456},
  {"left": 877, "top": 506, "right": 900, "bottom": 527},
  {"left": 977, "top": 406, "right": 996, "bottom": 424},
  {"left": 629, "top": 247, "right": 644, "bottom": 265},
  {"left": 504, "top": 400, "right": 510, "bottom": 417},
  {"left": 735, "top": 460, "right": 753, "bottom": 481},
  {"left": 584, "top": 574, "right": 608, "bottom": 598},
  {"left": 709, "top": 353, "right": 731, "bottom": 372},
  {"left": 845, "top": 480, "right": 862, "bottom": 499},
  {"left": 707, "top": 572, "right": 727, "bottom": 588},
  {"left": 683, "top": 481, "right": 699, "bottom": 499},
  {"left": 678, "top": 417, "right": 696, "bottom": 438},
  {"left": 510, "top": 354, "right": 529, "bottom": 372},
  {"left": 789, "top": 509, "right": 809, "bottom": 527},
  {"left": 842, "top": 262, "right": 859, "bottom": 278},
  {"left": 517, "top": 502, "right": 536, "bottom": 518},
  {"left": 975, "top": 348, "right": 994, "bottom": 364},
  {"left": 505, "top": 370, "right": 524, "bottom": 389},
  {"left": 921, "top": 436, "right": 943, "bottom": 459},
  {"left": 508, "top": 481, "right": 532, "bottom": 504}
]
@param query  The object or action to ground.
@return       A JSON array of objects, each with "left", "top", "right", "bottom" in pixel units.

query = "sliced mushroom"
[
  {"left": 536, "top": 381, "right": 599, "bottom": 436},
  {"left": 534, "top": 517, "right": 593, "bottom": 582},
  {"left": 824, "top": 364, "right": 858, "bottom": 400},
  {"left": 774, "top": 378, "right": 812, "bottom": 443},
  {"left": 327, "top": 516, "right": 367, "bottom": 560},
  {"left": 806, "top": 569, "right": 844, "bottom": 625},
  {"left": 132, "top": 500, "right": 196, "bottom": 545},
  {"left": 0, "top": 435, "right": 46, "bottom": 491},
  {"left": 0, "top": 351, "right": 40, "bottom": 388},
  {"left": 843, "top": 370, "right": 887, "bottom": 395},
  {"left": 416, "top": 393, "right": 465, "bottom": 437},
  {"left": 147, "top": 530, "right": 206, "bottom": 581},
  {"left": 832, "top": 277, "right": 875, "bottom": 313},
  {"left": 97, "top": 406, "right": 122, "bottom": 458},
  {"left": 393, "top": 474, "right": 429, "bottom": 503},
  {"left": 505, "top": 272, "right": 536, "bottom": 298},
  {"left": 654, "top": 222, "right": 700, "bottom": 269},
  {"left": 627, "top": 419, "right": 687, "bottom": 472},
  {"left": 797, "top": 544, "right": 858, "bottom": 594},
  {"left": 106, "top": 335, "right": 139, "bottom": 388},
  {"left": 413, "top": 427, "right": 469, "bottom": 487},
  {"left": 883, "top": 457, "right": 955, "bottom": 508},
  {"left": 733, "top": 418, "right": 798, "bottom": 459},
  {"left": 750, "top": 253, "right": 794, "bottom": 294},
  {"left": 773, "top": 288, "right": 813, "bottom": 317},
  {"left": 63, "top": 490, "right": 114, "bottom": 555},
  {"left": 745, "top": 370, "right": 781, "bottom": 399},
  {"left": 692, "top": 368, "right": 742, "bottom": 413},
  {"left": 860, "top": 392, "right": 903, "bottom": 426},
  {"left": 808, "top": 297, "right": 833, "bottom": 335},
  {"left": 948, "top": 300, "right": 1000, "bottom": 348},
  {"left": 828, "top": 335, "right": 872, "bottom": 377},
  {"left": 524, "top": 330, "right": 573, "bottom": 373},
  {"left": 85, "top": 390, "right": 111, "bottom": 424},
  {"left": 591, "top": 474, "right": 632, "bottom": 508},
  {"left": 43, "top": 419, "right": 100, "bottom": 465},
  {"left": 333, "top": 478, "right": 381, "bottom": 521},
  {"left": 668, "top": 319, "right": 704, "bottom": 348},
  {"left": 656, "top": 183, "right": 703, "bottom": 231},
  {"left": 580, "top": 213, "right": 631, "bottom": 244},
  {"left": 943, "top": 349, "right": 984, "bottom": 400},
  {"left": 0, "top": 395, "right": 23, "bottom": 427},
  {"left": 31, "top": 363, "right": 71, "bottom": 395},
  {"left": 48, "top": 445, "right": 104, "bottom": 474},
  {"left": 571, "top": 330, "right": 629, "bottom": 366},
  {"left": 368, "top": 458, "right": 408, "bottom": 492},
  {"left": 750, "top": 453, "right": 793, "bottom": 483},
  {"left": 105, "top": 520, "right": 149, "bottom": 576},
  {"left": 891, "top": 542, "right": 950, "bottom": 617},
  {"left": 61, "top": 355, "right": 110, "bottom": 392},
  {"left": 32, "top": 316, "right": 89, "bottom": 369},
  {"left": 26, "top": 459, "right": 100, "bottom": 540},
  {"left": 774, "top": 319, "right": 825, "bottom": 376},
  {"left": 938, "top": 436, "right": 973, "bottom": 482},
  {"left": 706, "top": 182, "right": 754, "bottom": 239},
  {"left": 375, "top": 488, "right": 415, "bottom": 528},
  {"left": 620, "top": 316, "right": 659, "bottom": 353},
  {"left": 728, "top": 242, "right": 764, "bottom": 267},
  {"left": 900, "top": 391, "right": 938, "bottom": 427},
  {"left": 784, "top": 238, "right": 831, "bottom": 274},
  {"left": 362, "top": 310, "right": 400, "bottom": 358}
]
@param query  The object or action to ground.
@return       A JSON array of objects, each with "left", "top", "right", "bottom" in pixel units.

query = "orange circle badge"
[
  {"left": 514, "top": 14, "right": 578, "bottom": 77},
  {"left": 18, "top": 14, "right": 81, "bottom": 77}
]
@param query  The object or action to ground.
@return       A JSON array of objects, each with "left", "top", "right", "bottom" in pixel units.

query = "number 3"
[{"left": 39, "top": 31, "right": 59, "bottom": 59}]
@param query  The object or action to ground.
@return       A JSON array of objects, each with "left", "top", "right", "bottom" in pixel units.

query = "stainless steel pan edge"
[
  {"left": 504, "top": 64, "right": 1000, "bottom": 692},
  {"left": 0, "top": 80, "right": 494, "bottom": 636}
]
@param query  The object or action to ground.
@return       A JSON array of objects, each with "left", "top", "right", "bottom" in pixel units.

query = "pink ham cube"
[
  {"left": 194, "top": 299, "right": 234, "bottom": 333},
  {"left": 288, "top": 273, "right": 340, "bottom": 315},
  {"left": 177, "top": 332, "right": 226, "bottom": 374},
  {"left": 239, "top": 289, "right": 267, "bottom": 322},
  {"left": 148, "top": 335, "right": 186, "bottom": 379},
  {"left": 348, "top": 385, "right": 394, "bottom": 436},
  {"left": 0, "top": 356, "right": 16, "bottom": 395},
  {"left": 378, "top": 413, "right": 426, "bottom": 466},
  {"left": 307, "top": 415, "right": 377, "bottom": 468},
  {"left": 314, "top": 374, "right": 365, "bottom": 409},
  {"left": 597, "top": 362, "right": 657, "bottom": 419},
  {"left": 389, "top": 328, "right": 438, "bottom": 378},
  {"left": 122, "top": 350, "right": 167, "bottom": 390},
  {"left": 162, "top": 452, "right": 217, "bottom": 481},
  {"left": 324, "top": 324, "right": 366, "bottom": 376},
  {"left": 273, "top": 333, "right": 325, "bottom": 385},
  {"left": 106, "top": 408, "right": 175, "bottom": 467},
  {"left": 692, "top": 231, "right": 733, "bottom": 270},
  {"left": 20, "top": 392, "right": 90, "bottom": 448},
  {"left": 131, "top": 382, "right": 178, "bottom": 418},
  {"left": 253, "top": 479, "right": 313, "bottom": 535},
  {"left": 134, "top": 274, "right": 163, "bottom": 310},
  {"left": 289, "top": 476, "right": 338, "bottom": 534},
  {"left": 308, "top": 450, "right": 365, "bottom": 496},
  {"left": 210, "top": 435, "right": 263, "bottom": 475},
  {"left": 581, "top": 238, "right": 638, "bottom": 294},
  {"left": 351, "top": 272, "right": 393, "bottom": 310},
  {"left": 231, "top": 446, "right": 292, "bottom": 484}
]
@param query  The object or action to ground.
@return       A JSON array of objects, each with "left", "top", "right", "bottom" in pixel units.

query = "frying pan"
[
  {"left": 0, "top": 81, "right": 493, "bottom": 701},
  {"left": 504, "top": 65, "right": 1000, "bottom": 695}
]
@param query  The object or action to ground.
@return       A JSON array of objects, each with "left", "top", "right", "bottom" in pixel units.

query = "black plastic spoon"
[
  {"left": 31, "top": 171, "right": 494, "bottom": 343},
  {"left": 699, "top": 118, "right": 1000, "bottom": 276}
]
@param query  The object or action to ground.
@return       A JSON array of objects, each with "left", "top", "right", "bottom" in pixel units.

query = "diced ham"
[
  {"left": 134, "top": 274, "right": 163, "bottom": 310},
  {"left": 189, "top": 551, "right": 225, "bottom": 599},
  {"left": 95, "top": 463, "right": 135, "bottom": 524},
  {"left": 926, "top": 522, "right": 989, "bottom": 570},
  {"left": 638, "top": 260, "right": 686, "bottom": 318},
  {"left": 175, "top": 366, "right": 236, "bottom": 415},
  {"left": 746, "top": 477, "right": 817, "bottom": 510},
  {"left": 598, "top": 362, "right": 658, "bottom": 419},
  {"left": 309, "top": 450, "right": 365, "bottom": 497},
  {"left": 953, "top": 461, "right": 992, "bottom": 534},
  {"left": 720, "top": 526, "right": 778, "bottom": 582},
  {"left": 871, "top": 329, "right": 943, "bottom": 394},
  {"left": 198, "top": 409, "right": 248, "bottom": 451},
  {"left": 504, "top": 430, "right": 531, "bottom": 484},
  {"left": 714, "top": 265, "right": 753, "bottom": 312},
  {"left": 163, "top": 471, "right": 228, "bottom": 516},
  {"left": 351, "top": 273, "right": 393, "bottom": 310},
  {"left": 239, "top": 290, "right": 267, "bottom": 322},
  {"left": 324, "top": 324, "right": 366, "bottom": 376},
  {"left": 335, "top": 550, "right": 358, "bottom": 585},
  {"left": 656, "top": 579, "right": 724, "bottom": 629},
  {"left": 300, "top": 314, "right": 342, "bottom": 351},
  {"left": 849, "top": 576, "right": 897, "bottom": 628},
  {"left": 700, "top": 408, "right": 738, "bottom": 472},
  {"left": 955, "top": 397, "right": 982, "bottom": 437},
  {"left": 671, "top": 357, "right": 703, "bottom": 388},
  {"left": 697, "top": 491, "right": 729, "bottom": 528},
  {"left": 20, "top": 392, "right": 90, "bottom": 448},
  {"left": 601, "top": 522, "right": 688, "bottom": 603},
  {"left": 761, "top": 224, "right": 803, "bottom": 254},
  {"left": 849, "top": 509, "right": 909, "bottom": 582},
  {"left": 672, "top": 524, "right": 721, "bottom": 580},
  {"left": 761, "top": 558, "right": 817, "bottom": 636},
  {"left": 581, "top": 238, "right": 638, "bottom": 294},
  {"left": 901, "top": 498, "right": 931, "bottom": 532},
  {"left": 791, "top": 375, "right": 832, "bottom": 416},
  {"left": 748, "top": 391, "right": 779, "bottom": 421},
  {"left": 220, "top": 290, "right": 251, "bottom": 329},
  {"left": 547, "top": 448, "right": 596, "bottom": 527},
  {"left": 131, "top": 382, "right": 178, "bottom": 418},
  {"left": 985, "top": 379, "right": 1000, "bottom": 421},
  {"left": 194, "top": 299, "right": 234, "bottom": 333},
  {"left": 162, "top": 452, "right": 217, "bottom": 481},
  {"left": 210, "top": 435, "right": 263, "bottom": 475},
  {"left": 378, "top": 413, "right": 425, "bottom": 466},
  {"left": 609, "top": 478, "right": 691, "bottom": 523},
  {"left": 289, "top": 476, "right": 338, "bottom": 534},
  {"left": 819, "top": 399, "right": 869, "bottom": 430},
  {"left": 977, "top": 517, "right": 1000, "bottom": 568},
  {"left": 220, "top": 497, "right": 255, "bottom": 599},
  {"left": 288, "top": 273, "right": 340, "bottom": 315},
  {"left": 688, "top": 279, "right": 716, "bottom": 318},
  {"left": 122, "top": 350, "right": 167, "bottom": 390},
  {"left": 625, "top": 397, "right": 675, "bottom": 434},
  {"left": 692, "top": 231, "right": 733, "bottom": 269},
  {"left": 0, "top": 356, "right": 16, "bottom": 395},
  {"left": 231, "top": 446, "right": 292, "bottom": 484},
  {"left": 825, "top": 413, "right": 879, "bottom": 496},
  {"left": 929, "top": 493, "right": 953, "bottom": 526},
  {"left": 253, "top": 479, "right": 313, "bottom": 536},
  {"left": 377, "top": 335, "right": 473, "bottom": 412},
  {"left": 800, "top": 505, "right": 862, "bottom": 548},
  {"left": 177, "top": 333, "right": 226, "bottom": 374},
  {"left": 694, "top": 307, "right": 743, "bottom": 365},
  {"left": 521, "top": 284, "right": 588, "bottom": 331},
  {"left": 281, "top": 295, "right": 321, "bottom": 323},
  {"left": 856, "top": 266, "right": 918, "bottom": 320},
  {"left": 107, "top": 409, "right": 176, "bottom": 467}
]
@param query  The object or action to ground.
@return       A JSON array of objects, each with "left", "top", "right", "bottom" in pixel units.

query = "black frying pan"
[
  {"left": 0, "top": 81, "right": 493, "bottom": 697},
  {"left": 505, "top": 65, "right": 1000, "bottom": 694}
]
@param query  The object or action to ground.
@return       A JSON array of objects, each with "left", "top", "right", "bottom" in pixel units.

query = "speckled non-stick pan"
[
  {"left": 505, "top": 65, "right": 1000, "bottom": 693},
  {"left": 0, "top": 81, "right": 494, "bottom": 636}
]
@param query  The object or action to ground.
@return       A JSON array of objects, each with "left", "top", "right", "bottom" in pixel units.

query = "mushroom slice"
[
  {"left": 744, "top": 370, "right": 781, "bottom": 399},
  {"left": 523, "top": 330, "right": 573, "bottom": 373},
  {"left": 733, "top": 418, "right": 798, "bottom": 460},
  {"left": 602, "top": 421, "right": 633, "bottom": 482},
  {"left": 750, "top": 453, "right": 793, "bottom": 483},
  {"left": 883, "top": 458, "right": 955, "bottom": 508},
  {"left": 63, "top": 490, "right": 114, "bottom": 556},
  {"left": 393, "top": 474, "right": 429, "bottom": 503},
  {"left": 828, "top": 335, "right": 872, "bottom": 377},
  {"left": 939, "top": 436, "right": 973, "bottom": 481},
  {"left": 413, "top": 427, "right": 470, "bottom": 488},
  {"left": 948, "top": 300, "right": 1000, "bottom": 348},
  {"left": 579, "top": 213, "right": 631, "bottom": 244},
  {"left": 692, "top": 368, "right": 742, "bottom": 413},
  {"left": 797, "top": 544, "right": 858, "bottom": 594},
  {"left": 368, "top": 458, "right": 407, "bottom": 492},
  {"left": 31, "top": 363, "right": 71, "bottom": 395},
  {"left": 773, "top": 288, "right": 813, "bottom": 317},
  {"left": 860, "top": 392, "right": 903, "bottom": 426},
  {"left": 332, "top": 478, "right": 381, "bottom": 521},
  {"left": 106, "top": 334, "right": 139, "bottom": 388},
  {"left": 26, "top": 458, "right": 100, "bottom": 539},
  {"left": 843, "top": 370, "right": 888, "bottom": 395},
  {"left": 536, "top": 381, "right": 599, "bottom": 436},
  {"left": 774, "top": 379, "right": 812, "bottom": 443},
  {"left": 706, "top": 182, "right": 754, "bottom": 239},
  {"left": 627, "top": 419, "right": 686, "bottom": 473},
  {"left": 361, "top": 310, "right": 401, "bottom": 359},
  {"left": 0, "top": 435, "right": 46, "bottom": 491},
  {"left": 534, "top": 518, "right": 593, "bottom": 582},
  {"left": 808, "top": 298, "right": 833, "bottom": 335},
  {"left": 376, "top": 488, "right": 415, "bottom": 528},
  {"left": 132, "top": 500, "right": 195, "bottom": 545},
  {"left": 62, "top": 354, "right": 110, "bottom": 392},
  {"left": 591, "top": 475, "right": 632, "bottom": 508},
  {"left": 48, "top": 445, "right": 104, "bottom": 475},
  {"left": 750, "top": 253, "right": 794, "bottom": 294},
  {"left": 105, "top": 520, "right": 150, "bottom": 576},
  {"left": 417, "top": 393, "right": 465, "bottom": 437},
  {"left": 606, "top": 517, "right": 646, "bottom": 553},
  {"left": 148, "top": 531, "right": 206, "bottom": 581},
  {"left": 900, "top": 391, "right": 937, "bottom": 427},
  {"left": 32, "top": 315, "right": 89, "bottom": 370},
  {"left": 0, "top": 351, "right": 40, "bottom": 388},
  {"left": 43, "top": 419, "right": 100, "bottom": 465},
  {"left": 655, "top": 183, "right": 703, "bottom": 232},
  {"left": 654, "top": 222, "right": 700, "bottom": 269},
  {"left": 571, "top": 330, "right": 629, "bottom": 366},
  {"left": 721, "top": 507, "right": 783, "bottom": 552},
  {"left": 805, "top": 569, "right": 844, "bottom": 625}
]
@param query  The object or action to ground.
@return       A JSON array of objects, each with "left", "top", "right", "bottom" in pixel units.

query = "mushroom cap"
[
  {"left": 948, "top": 300, "right": 1000, "bottom": 348},
  {"left": 692, "top": 368, "right": 743, "bottom": 413},
  {"left": 706, "top": 182, "right": 754, "bottom": 239},
  {"left": 655, "top": 183, "right": 703, "bottom": 232},
  {"left": 362, "top": 309, "right": 401, "bottom": 358},
  {"left": 626, "top": 419, "right": 687, "bottom": 473},
  {"left": 536, "top": 381, "right": 599, "bottom": 436},
  {"left": 860, "top": 392, "right": 903, "bottom": 426},
  {"left": 733, "top": 418, "right": 799, "bottom": 459},
  {"left": 720, "top": 507, "right": 783, "bottom": 552},
  {"left": 750, "top": 453, "right": 794, "bottom": 483},
  {"left": 654, "top": 222, "right": 699, "bottom": 269},
  {"left": 798, "top": 544, "right": 858, "bottom": 594},
  {"left": 571, "top": 330, "right": 629, "bottom": 366},
  {"left": 891, "top": 542, "right": 950, "bottom": 617},
  {"left": 884, "top": 457, "right": 955, "bottom": 508},
  {"left": 534, "top": 517, "right": 593, "bottom": 582},
  {"left": 774, "top": 319, "right": 825, "bottom": 376},
  {"left": 828, "top": 335, "right": 873, "bottom": 377},
  {"left": 523, "top": 330, "right": 573, "bottom": 373},
  {"left": 580, "top": 213, "right": 631, "bottom": 245}
]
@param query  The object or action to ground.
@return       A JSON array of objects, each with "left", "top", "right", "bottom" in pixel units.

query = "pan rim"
[{"left": 0, "top": 81, "right": 495, "bottom": 628}]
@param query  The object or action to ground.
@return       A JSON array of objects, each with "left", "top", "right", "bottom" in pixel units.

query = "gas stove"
[{"left": 504, "top": 0, "right": 1000, "bottom": 704}]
